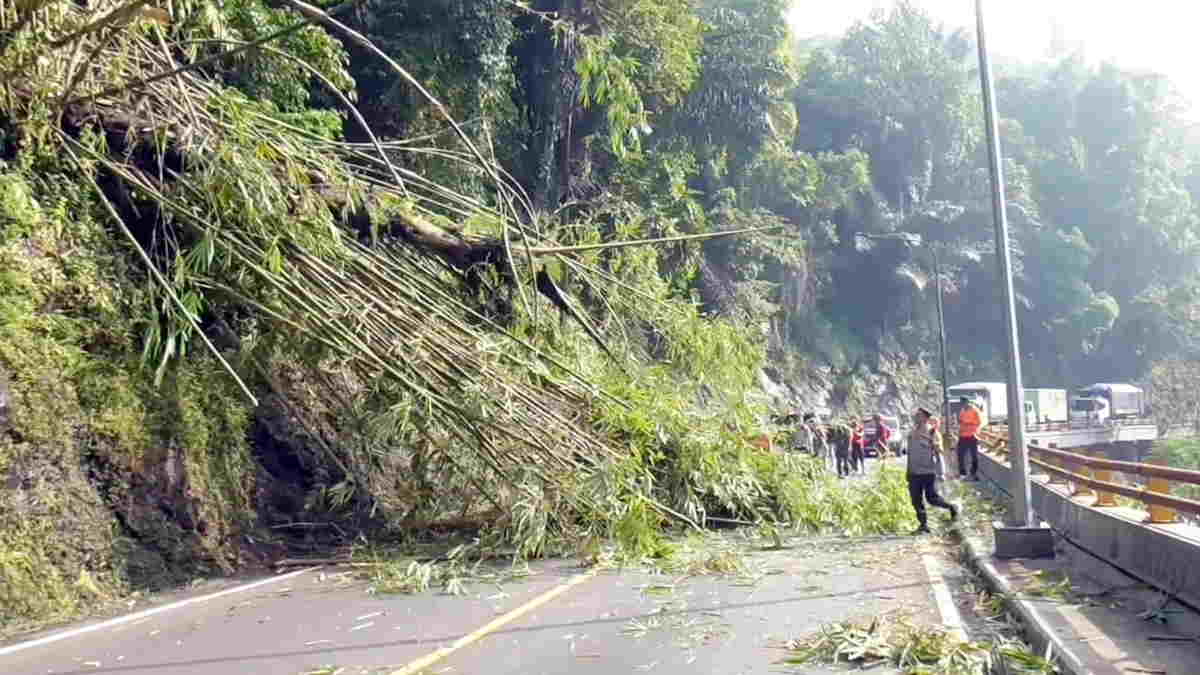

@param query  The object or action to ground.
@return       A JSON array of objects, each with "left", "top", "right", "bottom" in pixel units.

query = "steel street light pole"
[{"left": 975, "top": 0, "right": 1033, "bottom": 527}]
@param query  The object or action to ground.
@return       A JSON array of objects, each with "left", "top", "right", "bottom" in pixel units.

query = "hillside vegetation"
[{"left": 2, "top": 0, "right": 1199, "bottom": 635}]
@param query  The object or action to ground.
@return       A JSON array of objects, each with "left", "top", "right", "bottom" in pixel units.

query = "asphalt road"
[
  {"left": 0, "top": 530, "right": 959, "bottom": 675},
  {"left": 1, "top": 458, "right": 964, "bottom": 675},
  {"left": 0, "top": 560, "right": 583, "bottom": 675},
  {"left": 434, "top": 535, "right": 949, "bottom": 675}
]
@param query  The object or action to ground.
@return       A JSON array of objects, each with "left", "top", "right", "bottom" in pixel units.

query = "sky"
[{"left": 787, "top": 1, "right": 1200, "bottom": 113}]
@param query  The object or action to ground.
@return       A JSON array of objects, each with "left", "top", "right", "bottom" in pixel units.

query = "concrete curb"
[{"left": 957, "top": 530, "right": 1092, "bottom": 675}]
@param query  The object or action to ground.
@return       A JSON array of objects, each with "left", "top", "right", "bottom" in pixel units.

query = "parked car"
[{"left": 862, "top": 415, "right": 901, "bottom": 456}]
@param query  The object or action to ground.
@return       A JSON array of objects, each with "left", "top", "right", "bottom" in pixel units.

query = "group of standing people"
[
  {"left": 784, "top": 398, "right": 984, "bottom": 536},
  {"left": 792, "top": 413, "right": 892, "bottom": 478},
  {"left": 824, "top": 420, "right": 864, "bottom": 477}
]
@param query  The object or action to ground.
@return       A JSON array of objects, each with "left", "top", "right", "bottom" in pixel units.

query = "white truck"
[
  {"left": 1024, "top": 388, "right": 1068, "bottom": 424},
  {"left": 1070, "top": 383, "right": 1146, "bottom": 423},
  {"left": 947, "top": 382, "right": 1009, "bottom": 426}
]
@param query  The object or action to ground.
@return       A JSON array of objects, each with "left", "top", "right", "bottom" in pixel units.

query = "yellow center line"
[{"left": 389, "top": 567, "right": 599, "bottom": 675}]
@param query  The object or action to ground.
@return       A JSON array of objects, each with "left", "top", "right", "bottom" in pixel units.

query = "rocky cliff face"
[{"left": 760, "top": 352, "right": 938, "bottom": 420}]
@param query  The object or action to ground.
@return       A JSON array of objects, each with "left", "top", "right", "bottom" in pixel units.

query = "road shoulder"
[{"left": 951, "top": 480, "right": 1200, "bottom": 675}]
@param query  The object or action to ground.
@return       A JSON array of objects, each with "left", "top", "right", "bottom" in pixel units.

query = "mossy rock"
[
  {"left": 0, "top": 169, "right": 262, "bottom": 634},
  {"left": 0, "top": 437, "right": 120, "bottom": 631}
]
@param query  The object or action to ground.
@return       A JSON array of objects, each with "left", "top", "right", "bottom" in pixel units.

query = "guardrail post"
[
  {"left": 1046, "top": 444, "right": 1068, "bottom": 485},
  {"left": 1091, "top": 447, "right": 1117, "bottom": 507},
  {"left": 986, "top": 433, "right": 1004, "bottom": 460},
  {"left": 1028, "top": 440, "right": 1044, "bottom": 479},
  {"left": 1066, "top": 443, "right": 1094, "bottom": 498},
  {"left": 1146, "top": 457, "right": 1178, "bottom": 524},
  {"left": 996, "top": 435, "right": 1013, "bottom": 462}
]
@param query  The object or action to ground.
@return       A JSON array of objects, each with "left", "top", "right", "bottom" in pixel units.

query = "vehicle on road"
[
  {"left": 1024, "top": 388, "right": 1068, "bottom": 424},
  {"left": 1069, "top": 396, "right": 1108, "bottom": 424},
  {"left": 1073, "top": 383, "right": 1146, "bottom": 421},
  {"left": 863, "top": 414, "right": 901, "bottom": 456},
  {"left": 947, "top": 382, "right": 1009, "bottom": 426},
  {"left": 947, "top": 382, "right": 1140, "bottom": 428}
]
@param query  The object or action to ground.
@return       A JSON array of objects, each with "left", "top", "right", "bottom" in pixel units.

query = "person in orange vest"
[{"left": 956, "top": 396, "right": 982, "bottom": 481}]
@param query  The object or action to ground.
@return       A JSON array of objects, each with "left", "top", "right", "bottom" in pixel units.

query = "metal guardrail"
[
  {"left": 991, "top": 417, "right": 1156, "bottom": 434},
  {"left": 979, "top": 429, "right": 1200, "bottom": 522}
]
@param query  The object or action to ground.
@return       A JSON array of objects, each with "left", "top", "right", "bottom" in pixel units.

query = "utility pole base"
[{"left": 993, "top": 520, "right": 1055, "bottom": 559}]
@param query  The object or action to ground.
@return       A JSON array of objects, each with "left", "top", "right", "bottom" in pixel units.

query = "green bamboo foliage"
[
  {"left": 0, "top": 0, "right": 920, "bottom": 564},
  {"left": 0, "top": 0, "right": 769, "bottom": 551}
]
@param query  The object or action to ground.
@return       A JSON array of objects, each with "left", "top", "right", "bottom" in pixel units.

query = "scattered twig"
[
  {"left": 275, "top": 558, "right": 354, "bottom": 567},
  {"left": 1147, "top": 634, "right": 1197, "bottom": 642},
  {"left": 525, "top": 224, "right": 786, "bottom": 256}
]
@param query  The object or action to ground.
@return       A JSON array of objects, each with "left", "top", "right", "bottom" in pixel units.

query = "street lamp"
[
  {"left": 974, "top": 0, "right": 1033, "bottom": 531},
  {"left": 855, "top": 232, "right": 950, "bottom": 428},
  {"left": 976, "top": 0, "right": 1052, "bottom": 558}
]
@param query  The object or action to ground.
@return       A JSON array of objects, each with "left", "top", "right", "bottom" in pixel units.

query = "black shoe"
[
  {"left": 949, "top": 504, "right": 959, "bottom": 522},
  {"left": 912, "top": 526, "right": 931, "bottom": 535}
]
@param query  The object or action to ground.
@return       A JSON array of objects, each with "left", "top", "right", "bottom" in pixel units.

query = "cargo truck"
[
  {"left": 947, "top": 382, "right": 1009, "bottom": 426},
  {"left": 1024, "top": 388, "right": 1068, "bottom": 424},
  {"left": 1071, "top": 383, "right": 1146, "bottom": 422}
]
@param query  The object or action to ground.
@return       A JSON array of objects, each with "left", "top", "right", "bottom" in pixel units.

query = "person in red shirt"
[
  {"left": 850, "top": 421, "right": 866, "bottom": 474},
  {"left": 872, "top": 414, "right": 892, "bottom": 459}
]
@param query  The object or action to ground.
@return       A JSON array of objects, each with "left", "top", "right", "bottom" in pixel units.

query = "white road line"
[
  {"left": 922, "top": 554, "right": 968, "bottom": 642},
  {"left": 0, "top": 567, "right": 318, "bottom": 658}
]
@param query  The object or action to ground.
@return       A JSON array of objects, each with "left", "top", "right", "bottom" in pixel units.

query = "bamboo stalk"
[
  {"left": 524, "top": 224, "right": 786, "bottom": 255},
  {"left": 63, "top": 138, "right": 259, "bottom": 406},
  {"left": 65, "top": 0, "right": 364, "bottom": 105},
  {"left": 49, "top": 0, "right": 155, "bottom": 50}
]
